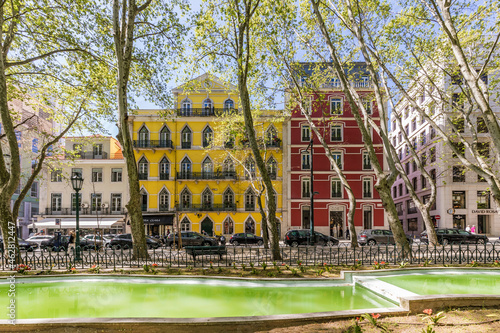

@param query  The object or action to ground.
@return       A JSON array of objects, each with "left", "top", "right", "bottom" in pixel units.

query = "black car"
[
  {"left": 40, "top": 235, "right": 69, "bottom": 251},
  {"left": 109, "top": 234, "right": 162, "bottom": 250},
  {"left": 165, "top": 231, "right": 218, "bottom": 248},
  {"left": 284, "top": 229, "right": 339, "bottom": 247},
  {"left": 229, "top": 233, "right": 264, "bottom": 246},
  {"left": 421, "top": 228, "right": 488, "bottom": 245},
  {"left": 0, "top": 238, "right": 38, "bottom": 252}
]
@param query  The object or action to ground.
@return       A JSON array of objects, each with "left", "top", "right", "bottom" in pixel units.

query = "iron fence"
[{"left": 4, "top": 242, "right": 500, "bottom": 271}]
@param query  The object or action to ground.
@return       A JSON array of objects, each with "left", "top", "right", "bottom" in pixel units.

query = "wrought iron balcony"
[
  {"left": 176, "top": 108, "right": 239, "bottom": 117},
  {"left": 176, "top": 203, "right": 237, "bottom": 212},
  {"left": 176, "top": 171, "right": 238, "bottom": 180},
  {"left": 44, "top": 207, "right": 126, "bottom": 215},
  {"left": 245, "top": 205, "right": 256, "bottom": 211},
  {"left": 65, "top": 152, "right": 109, "bottom": 159},
  {"left": 133, "top": 140, "right": 173, "bottom": 149},
  {"left": 159, "top": 173, "right": 169, "bottom": 180},
  {"left": 138, "top": 173, "right": 148, "bottom": 180},
  {"left": 159, "top": 204, "right": 170, "bottom": 212}
]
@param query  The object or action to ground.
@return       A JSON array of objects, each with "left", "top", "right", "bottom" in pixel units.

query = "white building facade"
[
  {"left": 390, "top": 69, "right": 500, "bottom": 237},
  {"left": 35, "top": 136, "right": 128, "bottom": 234}
]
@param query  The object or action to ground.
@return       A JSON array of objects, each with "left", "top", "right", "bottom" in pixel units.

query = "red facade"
[{"left": 288, "top": 89, "right": 385, "bottom": 237}]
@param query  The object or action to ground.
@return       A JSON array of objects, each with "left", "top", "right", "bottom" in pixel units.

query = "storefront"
[
  {"left": 142, "top": 215, "right": 174, "bottom": 237},
  {"left": 29, "top": 217, "right": 125, "bottom": 235}
]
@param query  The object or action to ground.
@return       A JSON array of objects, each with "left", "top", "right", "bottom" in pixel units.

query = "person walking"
[
  {"left": 68, "top": 231, "right": 75, "bottom": 252},
  {"left": 470, "top": 225, "right": 476, "bottom": 234},
  {"left": 466, "top": 225, "right": 471, "bottom": 232}
]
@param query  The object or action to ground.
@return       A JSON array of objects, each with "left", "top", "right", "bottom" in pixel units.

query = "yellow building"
[{"left": 130, "top": 74, "right": 284, "bottom": 238}]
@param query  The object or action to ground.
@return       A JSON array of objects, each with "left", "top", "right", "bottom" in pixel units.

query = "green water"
[
  {"left": 378, "top": 272, "right": 500, "bottom": 295},
  {"left": 0, "top": 277, "right": 395, "bottom": 319}
]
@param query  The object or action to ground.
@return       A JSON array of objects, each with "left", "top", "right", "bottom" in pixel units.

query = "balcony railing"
[
  {"left": 181, "top": 142, "right": 191, "bottom": 149},
  {"left": 245, "top": 205, "right": 256, "bottom": 211},
  {"left": 176, "top": 108, "right": 239, "bottom": 117},
  {"left": 159, "top": 173, "right": 169, "bottom": 180},
  {"left": 65, "top": 152, "right": 109, "bottom": 159},
  {"left": 159, "top": 204, "right": 170, "bottom": 212},
  {"left": 268, "top": 172, "right": 277, "bottom": 180},
  {"left": 176, "top": 171, "right": 238, "bottom": 180},
  {"left": 176, "top": 203, "right": 237, "bottom": 212},
  {"left": 133, "top": 140, "right": 173, "bottom": 149},
  {"left": 363, "top": 192, "right": 372, "bottom": 199},
  {"left": 332, "top": 192, "right": 342, "bottom": 198},
  {"left": 138, "top": 173, "right": 148, "bottom": 180},
  {"left": 45, "top": 207, "right": 126, "bottom": 215}
]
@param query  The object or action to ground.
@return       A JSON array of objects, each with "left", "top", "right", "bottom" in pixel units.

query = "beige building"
[{"left": 34, "top": 136, "right": 128, "bottom": 234}]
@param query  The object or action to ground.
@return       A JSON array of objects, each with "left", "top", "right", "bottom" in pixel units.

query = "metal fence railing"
[{"left": 4, "top": 242, "right": 500, "bottom": 271}]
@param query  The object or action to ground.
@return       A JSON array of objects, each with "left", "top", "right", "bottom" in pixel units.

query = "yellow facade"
[{"left": 130, "top": 74, "right": 283, "bottom": 237}]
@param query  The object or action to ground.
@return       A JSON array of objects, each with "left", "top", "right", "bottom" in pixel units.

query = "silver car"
[
  {"left": 25, "top": 235, "right": 52, "bottom": 247},
  {"left": 358, "top": 229, "right": 412, "bottom": 246}
]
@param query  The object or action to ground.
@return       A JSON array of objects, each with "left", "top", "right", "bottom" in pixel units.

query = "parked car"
[
  {"left": 25, "top": 235, "right": 52, "bottom": 247},
  {"left": 229, "top": 233, "right": 264, "bottom": 246},
  {"left": 357, "top": 229, "right": 413, "bottom": 246},
  {"left": 0, "top": 238, "right": 38, "bottom": 252},
  {"left": 165, "top": 231, "right": 218, "bottom": 248},
  {"left": 420, "top": 228, "right": 488, "bottom": 245},
  {"left": 82, "top": 235, "right": 106, "bottom": 248},
  {"left": 109, "top": 234, "right": 162, "bottom": 250},
  {"left": 40, "top": 235, "right": 69, "bottom": 251},
  {"left": 284, "top": 229, "right": 339, "bottom": 247}
]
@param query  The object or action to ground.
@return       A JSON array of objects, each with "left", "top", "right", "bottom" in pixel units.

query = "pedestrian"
[
  {"left": 339, "top": 226, "right": 343, "bottom": 239},
  {"left": 466, "top": 225, "right": 471, "bottom": 232},
  {"left": 68, "top": 231, "right": 75, "bottom": 251},
  {"left": 471, "top": 225, "right": 476, "bottom": 234},
  {"left": 345, "top": 228, "right": 350, "bottom": 240}
]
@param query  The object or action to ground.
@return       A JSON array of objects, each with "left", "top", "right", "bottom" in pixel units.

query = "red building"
[{"left": 285, "top": 63, "right": 385, "bottom": 238}]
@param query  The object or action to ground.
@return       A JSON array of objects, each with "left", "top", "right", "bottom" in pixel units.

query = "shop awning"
[{"left": 28, "top": 218, "right": 124, "bottom": 229}]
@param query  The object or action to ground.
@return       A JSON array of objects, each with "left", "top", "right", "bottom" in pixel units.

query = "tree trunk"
[
  {"left": 238, "top": 80, "right": 281, "bottom": 260},
  {"left": 113, "top": 0, "right": 149, "bottom": 260},
  {"left": 377, "top": 180, "right": 411, "bottom": 254},
  {"left": 257, "top": 194, "right": 269, "bottom": 249}
]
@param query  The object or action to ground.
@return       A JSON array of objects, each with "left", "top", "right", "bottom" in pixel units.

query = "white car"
[{"left": 26, "top": 235, "right": 52, "bottom": 247}]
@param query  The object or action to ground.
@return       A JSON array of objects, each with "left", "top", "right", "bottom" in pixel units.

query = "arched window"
[
  {"left": 222, "top": 157, "right": 235, "bottom": 178},
  {"left": 245, "top": 188, "right": 255, "bottom": 211},
  {"left": 202, "top": 188, "right": 213, "bottom": 209},
  {"left": 138, "top": 157, "right": 148, "bottom": 180},
  {"left": 181, "top": 99, "right": 192, "bottom": 116},
  {"left": 202, "top": 157, "right": 213, "bottom": 179},
  {"left": 180, "top": 188, "right": 191, "bottom": 209},
  {"left": 138, "top": 126, "right": 149, "bottom": 147},
  {"left": 223, "top": 188, "right": 235, "bottom": 209},
  {"left": 245, "top": 217, "right": 256, "bottom": 234},
  {"left": 224, "top": 99, "right": 234, "bottom": 112},
  {"left": 202, "top": 98, "right": 213, "bottom": 115},
  {"left": 245, "top": 157, "right": 256, "bottom": 180},
  {"left": 181, "top": 217, "right": 190, "bottom": 231},
  {"left": 202, "top": 126, "right": 213, "bottom": 148},
  {"left": 159, "top": 189, "right": 169, "bottom": 211},
  {"left": 266, "top": 126, "right": 279, "bottom": 147},
  {"left": 159, "top": 126, "right": 171, "bottom": 148},
  {"left": 140, "top": 188, "right": 148, "bottom": 211},
  {"left": 180, "top": 157, "right": 192, "bottom": 179},
  {"left": 159, "top": 157, "right": 169, "bottom": 180},
  {"left": 181, "top": 127, "right": 192, "bottom": 149},
  {"left": 267, "top": 157, "right": 277, "bottom": 180},
  {"left": 223, "top": 217, "right": 234, "bottom": 234}
]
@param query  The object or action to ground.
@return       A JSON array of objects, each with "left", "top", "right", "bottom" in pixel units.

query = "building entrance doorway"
[
  {"left": 302, "top": 207, "right": 310, "bottom": 229},
  {"left": 363, "top": 206, "right": 373, "bottom": 229},
  {"left": 330, "top": 211, "right": 344, "bottom": 238},
  {"left": 453, "top": 215, "right": 466, "bottom": 229},
  {"left": 478, "top": 215, "right": 490, "bottom": 234},
  {"left": 201, "top": 218, "right": 213, "bottom": 236}
]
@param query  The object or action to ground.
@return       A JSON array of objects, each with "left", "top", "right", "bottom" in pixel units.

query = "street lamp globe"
[{"left": 71, "top": 173, "right": 83, "bottom": 191}]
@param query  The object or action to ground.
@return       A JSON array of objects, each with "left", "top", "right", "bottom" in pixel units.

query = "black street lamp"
[
  {"left": 71, "top": 173, "right": 83, "bottom": 261},
  {"left": 301, "top": 138, "right": 317, "bottom": 245}
]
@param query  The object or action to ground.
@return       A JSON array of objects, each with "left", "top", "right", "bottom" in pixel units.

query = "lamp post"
[
  {"left": 71, "top": 173, "right": 83, "bottom": 261},
  {"left": 301, "top": 138, "right": 317, "bottom": 245}
]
